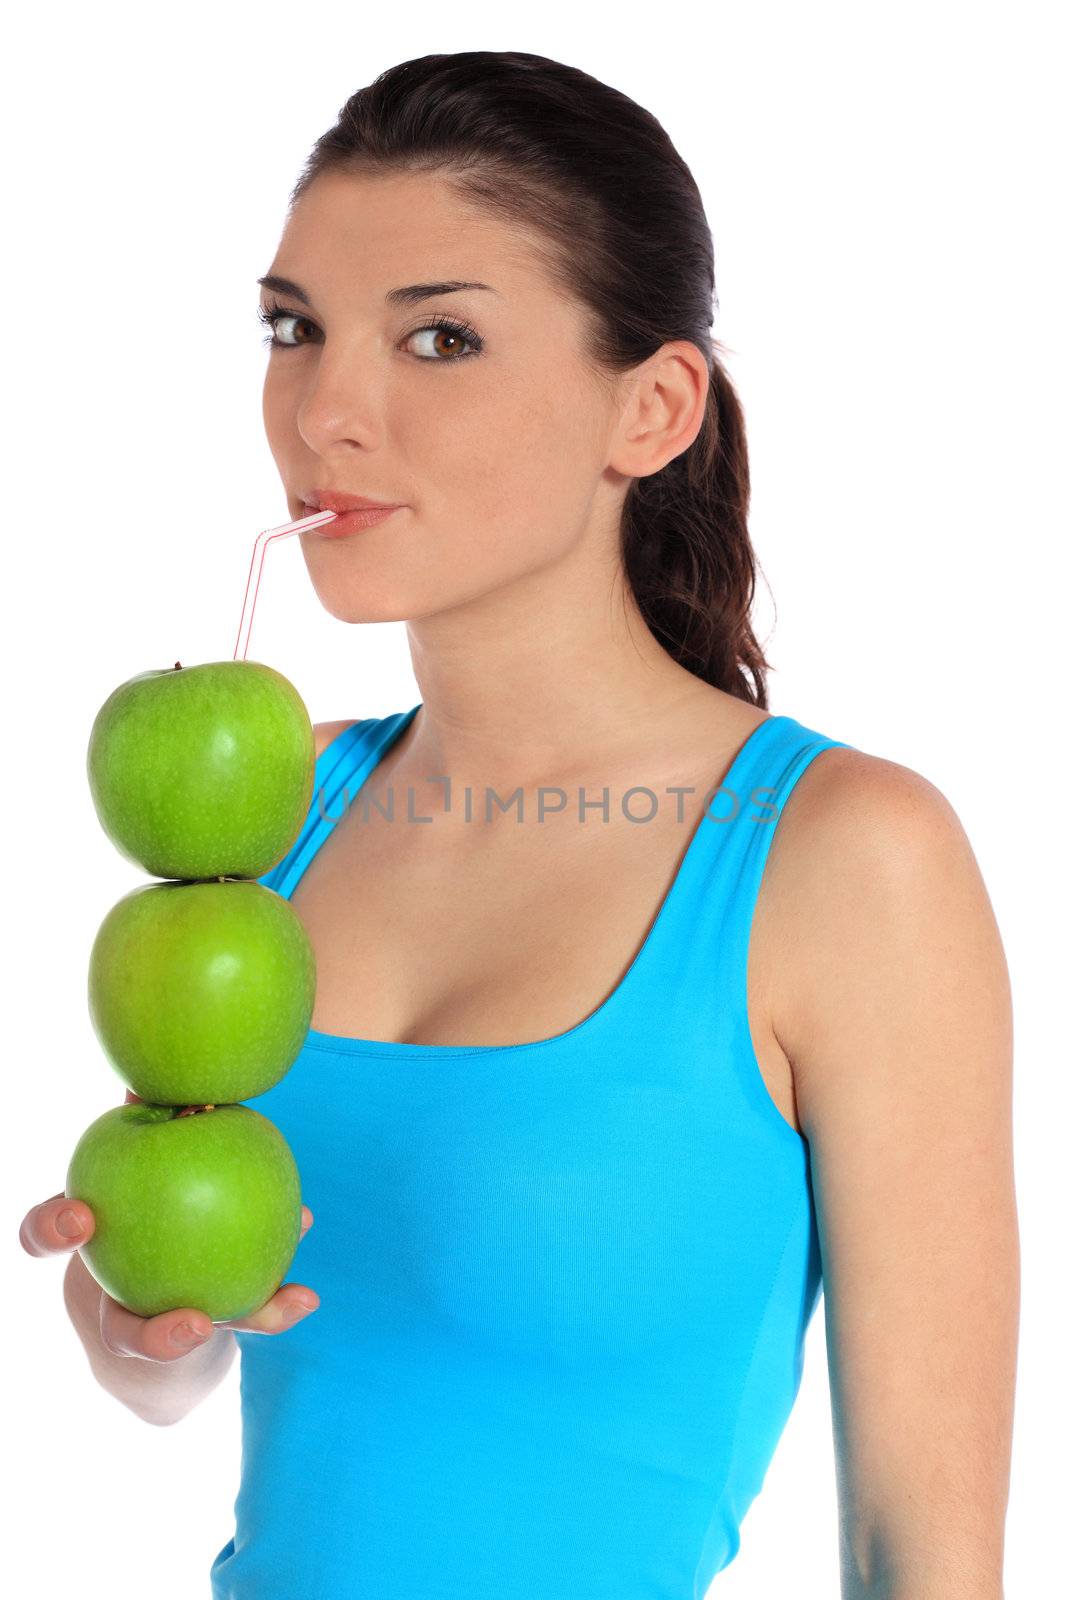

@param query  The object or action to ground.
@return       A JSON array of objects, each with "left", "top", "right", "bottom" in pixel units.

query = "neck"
[{"left": 397, "top": 547, "right": 708, "bottom": 791}]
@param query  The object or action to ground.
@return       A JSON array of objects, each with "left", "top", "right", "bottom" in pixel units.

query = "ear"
[{"left": 609, "top": 341, "right": 709, "bottom": 480}]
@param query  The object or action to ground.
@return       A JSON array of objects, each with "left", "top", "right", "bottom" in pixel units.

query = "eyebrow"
[{"left": 256, "top": 275, "right": 499, "bottom": 308}]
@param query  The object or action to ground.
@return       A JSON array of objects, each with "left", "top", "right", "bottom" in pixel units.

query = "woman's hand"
[{"left": 19, "top": 1088, "right": 318, "bottom": 1359}]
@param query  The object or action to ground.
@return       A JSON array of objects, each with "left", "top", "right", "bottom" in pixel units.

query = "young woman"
[{"left": 29, "top": 51, "right": 1019, "bottom": 1599}]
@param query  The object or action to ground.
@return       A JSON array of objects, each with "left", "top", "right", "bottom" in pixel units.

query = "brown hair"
[{"left": 289, "top": 51, "right": 774, "bottom": 706}]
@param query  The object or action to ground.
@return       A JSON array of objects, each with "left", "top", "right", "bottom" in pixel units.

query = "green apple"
[
  {"left": 86, "top": 659, "right": 314, "bottom": 880},
  {"left": 65, "top": 1100, "right": 302, "bottom": 1322},
  {"left": 88, "top": 879, "right": 316, "bottom": 1105}
]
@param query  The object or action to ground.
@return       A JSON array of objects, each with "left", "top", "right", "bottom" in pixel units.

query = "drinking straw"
[{"left": 233, "top": 509, "right": 337, "bottom": 661}]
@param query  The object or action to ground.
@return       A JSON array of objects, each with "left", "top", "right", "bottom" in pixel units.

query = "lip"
[
  {"left": 310, "top": 504, "right": 404, "bottom": 538},
  {"left": 301, "top": 490, "right": 405, "bottom": 513}
]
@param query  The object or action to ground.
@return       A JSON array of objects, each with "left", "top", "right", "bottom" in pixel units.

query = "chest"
[{"left": 287, "top": 759, "right": 802, "bottom": 1134}]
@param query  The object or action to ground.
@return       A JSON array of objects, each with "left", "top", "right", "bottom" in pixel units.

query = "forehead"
[{"left": 274, "top": 168, "right": 550, "bottom": 298}]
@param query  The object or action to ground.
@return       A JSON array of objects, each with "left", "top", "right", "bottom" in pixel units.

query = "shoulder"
[
  {"left": 312, "top": 719, "right": 362, "bottom": 761},
  {"left": 769, "top": 739, "right": 967, "bottom": 887},
  {"left": 763, "top": 739, "right": 1007, "bottom": 1089},
  {"left": 772, "top": 738, "right": 976, "bottom": 897}
]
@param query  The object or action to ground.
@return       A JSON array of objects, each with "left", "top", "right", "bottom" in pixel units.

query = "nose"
[{"left": 291, "top": 343, "right": 388, "bottom": 455}]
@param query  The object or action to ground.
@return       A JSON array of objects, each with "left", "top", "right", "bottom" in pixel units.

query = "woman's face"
[{"left": 260, "top": 168, "right": 634, "bottom": 624}]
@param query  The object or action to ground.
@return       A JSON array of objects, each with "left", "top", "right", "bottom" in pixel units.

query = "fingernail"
[
  {"left": 171, "top": 1322, "right": 208, "bottom": 1347},
  {"left": 283, "top": 1302, "right": 313, "bottom": 1324},
  {"left": 56, "top": 1208, "right": 82, "bottom": 1239}
]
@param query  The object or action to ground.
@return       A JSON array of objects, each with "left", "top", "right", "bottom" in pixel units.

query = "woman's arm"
[
  {"left": 772, "top": 751, "right": 1018, "bottom": 1600},
  {"left": 62, "top": 1248, "right": 237, "bottom": 1426}
]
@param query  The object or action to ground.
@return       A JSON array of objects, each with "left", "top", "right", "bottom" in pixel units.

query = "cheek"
[
  {"left": 261, "top": 369, "right": 293, "bottom": 456},
  {"left": 396, "top": 377, "right": 598, "bottom": 536}
]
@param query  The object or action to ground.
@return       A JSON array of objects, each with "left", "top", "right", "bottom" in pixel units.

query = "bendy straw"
[{"left": 234, "top": 509, "right": 337, "bottom": 661}]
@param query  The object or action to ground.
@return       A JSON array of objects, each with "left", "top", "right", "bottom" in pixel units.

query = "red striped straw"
[{"left": 234, "top": 509, "right": 337, "bottom": 661}]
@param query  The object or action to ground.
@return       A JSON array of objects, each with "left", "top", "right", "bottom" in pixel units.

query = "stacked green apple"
[{"left": 65, "top": 660, "right": 317, "bottom": 1324}]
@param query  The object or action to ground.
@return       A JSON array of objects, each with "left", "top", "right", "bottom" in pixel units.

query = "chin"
[
  {"left": 316, "top": 598, "right": 406, "bottom": 627},
  {"left": 314, "top": 591, "right": 414, "bottom": 625}
]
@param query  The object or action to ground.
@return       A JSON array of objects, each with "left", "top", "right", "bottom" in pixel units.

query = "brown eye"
[
  {"left": 405, "top": 326, "right": 470, "bottom": 360},
  {"left": 402, "top": 316, "right": 484, "bottom": 363},
  {"left": 258, "top": 306, "right": 315, "bottom": 348}
]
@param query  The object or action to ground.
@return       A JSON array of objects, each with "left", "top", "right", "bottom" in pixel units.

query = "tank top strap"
[
  {"left": 700, "top": 711, "right": 854, "bottom": 1022},
  {"left": 257, "top": 705, "right": 422, "bottom": 898},
  {"left": 680, "top": 712, "right": 853, "bottom": 911},
  {"left": 604, "top": 713, "right": 855, "bottom": 1045}
]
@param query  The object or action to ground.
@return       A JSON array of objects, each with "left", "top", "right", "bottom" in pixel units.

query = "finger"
[
  {"left": 100, "top": 1293, "right": 216, "bottom": 1362},
  {"left": 218, "top": 1283, "right": 320, "bottom": 1337},
  {"left": 19, "top": 1193, "right": 96, "bottom": 1258},
  {"left": 300, "top": 1204, "right": 313, "bottom": 1239}
]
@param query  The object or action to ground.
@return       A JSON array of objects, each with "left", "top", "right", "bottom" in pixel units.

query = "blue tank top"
[{"left": 210, "top": 704, "right": 853, "bottom": 1598}]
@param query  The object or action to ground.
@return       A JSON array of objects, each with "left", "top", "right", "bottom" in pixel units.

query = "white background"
[{"left": 5, "top": 3, "right": 1084, "bottom": 1595}]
